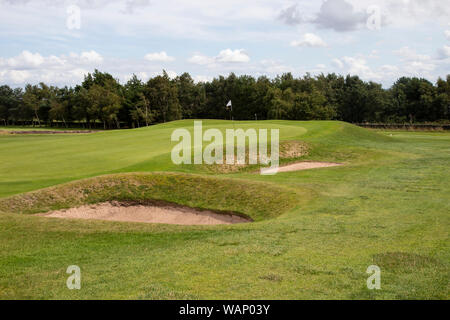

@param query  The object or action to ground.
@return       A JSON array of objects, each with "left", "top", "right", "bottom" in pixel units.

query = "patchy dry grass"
[
  {"left": 373, "top": 252, "right": 444, "bottom": 273},
  {"left": 197, "top": 140, "right": 309, "bottom": 174}
]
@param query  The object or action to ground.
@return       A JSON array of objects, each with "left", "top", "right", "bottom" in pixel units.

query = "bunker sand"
[
  {"left": 38, "top": 201, "right": 252, "bottom": 225},
  {"left": 276, "top": 162, "right": 342, "bottom": 172}
]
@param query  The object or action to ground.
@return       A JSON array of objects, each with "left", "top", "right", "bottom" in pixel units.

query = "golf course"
[{"left": 0, "top": 120, "right": 448, "bottom": 299}]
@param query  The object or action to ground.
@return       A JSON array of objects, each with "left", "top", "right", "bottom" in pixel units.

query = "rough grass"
[
  {"left": 372, "top": 252, "right": 444, "bottom": 273},
  {"left": 196, "top": 140, "right": 309, "bottom": 174},
  {"left": 0, "top": 121, "right": 448, "bottom": 300}
]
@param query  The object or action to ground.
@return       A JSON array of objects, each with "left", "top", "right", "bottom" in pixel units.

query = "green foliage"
[
  {"left": 87, "top": 81, "right": 122, "bottom": 129},
  {"left": 145, "top": 71, "right": 181, "bottom": 123},
  {"left": 1, "top": 72, "right": 449, "bottom": 127},
  {"left": 176, "top": 72, "right": 206, "bottom": 119}
]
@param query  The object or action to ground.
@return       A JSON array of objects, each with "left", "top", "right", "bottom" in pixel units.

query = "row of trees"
[{"left": 1, "top": 70, "right": 449, "bottom": 128}]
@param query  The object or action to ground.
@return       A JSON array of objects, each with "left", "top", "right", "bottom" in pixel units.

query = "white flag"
[{"left": 226, "top": 100, "right": 232, "bottom": 111}]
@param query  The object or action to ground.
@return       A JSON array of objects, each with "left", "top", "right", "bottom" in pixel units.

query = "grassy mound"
[
  {"left": 0, "top": 120, "right": 392, "bottom": 198},
  {"left": 0, "top": 172, "right": 300, "bottom": 222}
]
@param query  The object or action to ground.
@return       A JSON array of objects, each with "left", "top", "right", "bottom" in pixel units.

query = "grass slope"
[
  {"left": 0, "top": 120, "right": 448, "bottom": 299},
  {"left": 0, "top": 172, "right": 301, "bottom": 222}
]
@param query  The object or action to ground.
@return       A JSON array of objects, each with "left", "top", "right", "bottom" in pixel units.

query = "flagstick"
[
  {"left": 231, "top": 105, "right": 236, "bottom": 131},
  {"left": 227, "top": 100, "right": 235, "bottom": 130}
]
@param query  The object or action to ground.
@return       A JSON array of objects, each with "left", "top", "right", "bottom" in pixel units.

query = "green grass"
[{"left": 0, "top": 120, "right": 448, "bottom": 299}]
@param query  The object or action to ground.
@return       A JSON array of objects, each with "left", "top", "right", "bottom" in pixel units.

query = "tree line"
[{"left": 0, "top": 70, "right": 449, "bottom": 129}]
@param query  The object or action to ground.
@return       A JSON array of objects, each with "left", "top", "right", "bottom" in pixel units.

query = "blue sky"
[{"left": 0, "top": 0, "right": 449, "bottom": 87}]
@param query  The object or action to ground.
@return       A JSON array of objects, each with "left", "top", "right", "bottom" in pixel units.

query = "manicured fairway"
[{"left": 0, "top": 121, "right": 448, "bottom": 299}]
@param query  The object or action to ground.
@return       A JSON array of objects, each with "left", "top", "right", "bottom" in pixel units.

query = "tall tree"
[
  {"left": 23, "top": 84, "right": 42, "bottom": 126},
  {"left": 145, "top": 71, "right": 181, "bottom": 123},
  {"left": 124, "top": 75, "right": 145, "bottom": 127},
  {"left": 0, "top": 85, "right": 16, "bottom": 125},
  {"left": 87, "top": 80, "right": 122, "bottom": 129},
  {"left": 176, "top": 72, "right": 205, "bottom": 119},
  {"left": 436, "top": 76, "right": 450, "bottom": 121}
]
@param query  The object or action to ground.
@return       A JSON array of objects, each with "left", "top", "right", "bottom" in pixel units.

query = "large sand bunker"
[
  {"left": 38, "top": 201, "right": 252, "bottom": 225},
  {"left": 276, "top": 162, "right": 342, "bottom": 173}
]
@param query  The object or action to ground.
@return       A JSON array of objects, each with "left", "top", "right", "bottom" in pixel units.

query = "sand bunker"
[
  {"left": 38, "top": 201, "right": 251, "bottom": 225},
  {"left": 275, "top": 161, "right": 342, "bottom": 173}
]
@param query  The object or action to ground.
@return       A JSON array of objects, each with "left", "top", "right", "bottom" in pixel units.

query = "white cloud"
[
  {"left": 187, "top": 54, "right": 215, "bottom": 66},
  {"left": 383, "top": 0, "right": 450, "bottom": 27},
  {"left": 80, "top": 51, "right": 104, "bottom": 64},
  {"left": 437, "top": 45, "right": 450, "bottom": 59},
  {"left": 123, "top": 0, "right": 150, "bottom": 14},
  {"left": 394, "top": 46, "right": 431, "bottom": 61},
  {"left": 188, "top": 49, "right": 250, "bottom": 67},
  {"left": 216, "top": 49, "right": 250, "bottom": 63},
  {"left": 165, "top": 70, "right": 177, "bottom": 79},
  {"left": 0, "top": 1, "right": 449, "bottom": 88},
  {"left": 379, "top": 64, "right": 400, "bottom": 80},
  {"left": 331, "top": 54, "right": 405, "bottom": 83},
  {"left": 407, "top": 61, "right": 436, "bottom": 72},
  {"left": 1, "top": 50, "right": 44, "bottom": 68},
  {"left": 145, "top": 70, "right": 178, "bottom": 80},
  {"left": 259, "top": 59, "right": 291, "bottom": 75},
  {"left": 193, "top": 75, "right": 212, "bottom": 83},
  {"left": 278, "top": 0, "right": 450, "bottom": 32},
  {"left": 381, "top": 64, "right": 398, "bottom": 73},
  {"left": 341, "top": 56, "right": 382, "bottom": 79},
  {"left": 9, "top": 70, "right": 32, "bottom": 84},
  {"left": 394, "top": 46, "right": 436, "bottom": 74},
  {"left": 0, "top": 50, "right": 106, "bottom": 86},
  {"left": 332, "top": 58, "right": 344, "bottom": 69},
  {"left": 144, "top": 51, "right": 175, "bottom": 62},
  {"left": 290, "top": 33, "right": 327, "bottom": 47}
]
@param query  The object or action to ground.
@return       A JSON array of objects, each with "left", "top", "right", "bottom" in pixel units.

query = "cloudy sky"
[{"left": 0, "top": 0, "right": 449, "bottom": 87}]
